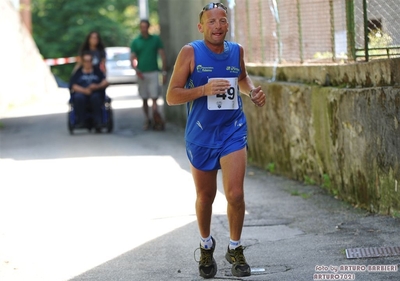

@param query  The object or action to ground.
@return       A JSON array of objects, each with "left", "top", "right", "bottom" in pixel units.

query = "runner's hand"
[
  {"left": 204, "top": 79, "right": 231, "bottom": 96},
  {"left": 250, "top": 86, "right": 266, "bottom": 107}
]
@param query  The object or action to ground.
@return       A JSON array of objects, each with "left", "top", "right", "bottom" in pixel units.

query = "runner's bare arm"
[
  {"left": 237, "top": 45, "right": 255, "bottom": 96},
  {"left": 237, "top": 45, "right": 266, "bottom": 107},
  {"left": 166, "top": 45, "right": 200, "bottom": 105}
]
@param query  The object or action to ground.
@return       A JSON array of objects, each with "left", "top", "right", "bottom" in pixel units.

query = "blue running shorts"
[{"left": 186, "top": 136, "right": 247, "bottom": 171}]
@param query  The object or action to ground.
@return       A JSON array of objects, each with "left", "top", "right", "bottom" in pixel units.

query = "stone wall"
[
  {"left": 0, "top": 0, "right": 57, "bottom": 117},
  {"left": 245, "top": 66, "right": 400, "bottom": 215}
]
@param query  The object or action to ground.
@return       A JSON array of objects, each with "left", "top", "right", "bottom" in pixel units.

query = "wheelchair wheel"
[
  {"left": 107, "top": 110, "right": 113, "bottom": 133},
  {"left": 68, "top": 112, "right": 74, "bottom": 135},
  {"left": 68, "top": 125, "right": 74, "bottom": 134}
]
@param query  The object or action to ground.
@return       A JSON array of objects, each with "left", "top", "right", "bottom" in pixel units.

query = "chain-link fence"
[
  {"left": 353, "top": 0, "right": 400, "bottom": 61},
  {"left": 229, "top": 0, "right": 400, "bottom": 64}
]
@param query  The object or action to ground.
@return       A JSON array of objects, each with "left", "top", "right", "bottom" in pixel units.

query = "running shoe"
[
  {"left": 198, "top": 237, "right": 217, "bottom": 278},
  {"left": 225, "top": 245, "right": 251, "bottom": 277}
]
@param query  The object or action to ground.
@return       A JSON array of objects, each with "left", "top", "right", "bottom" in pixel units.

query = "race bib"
[{"left": 207, "top": 77, "right": 239, "bottom": 110}]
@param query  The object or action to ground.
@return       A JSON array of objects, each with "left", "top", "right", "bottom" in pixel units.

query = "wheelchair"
[{"left": 67, "top": 92, "right": 113, "bottom": 134}]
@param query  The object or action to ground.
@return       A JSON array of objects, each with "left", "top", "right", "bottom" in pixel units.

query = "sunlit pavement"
[{"left": 0, "top": 85, "right": 228, "bottom": 281}]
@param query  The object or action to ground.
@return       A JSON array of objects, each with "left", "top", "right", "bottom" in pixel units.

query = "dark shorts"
[{"left": 186, "top": 136, "right": 247, "bottom": 171}]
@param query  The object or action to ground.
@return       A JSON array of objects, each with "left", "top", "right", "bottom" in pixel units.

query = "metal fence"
[
  {"left": 353, "top": 0, "right": 400, "bottom": 61},
  {"left": 229, "top": 0, "right": 400, "bottom": 64}
]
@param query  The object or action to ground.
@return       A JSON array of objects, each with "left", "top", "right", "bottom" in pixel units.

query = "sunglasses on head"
[
  {"left": 199, "top": 2, "right": 228, "bottom": 21},
  {"left": 202, "top": 2, "right": 227, "bottom": 13}
]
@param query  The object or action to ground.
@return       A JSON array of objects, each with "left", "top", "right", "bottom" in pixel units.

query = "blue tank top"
[{"left": 185, "top": 40, "right": 247, "bottom": 148}]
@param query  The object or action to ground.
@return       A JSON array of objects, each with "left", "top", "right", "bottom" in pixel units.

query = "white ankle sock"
[
  {"left": 200, "top": 235, "right": 213, "bottom": 249},
  {"left": 229, "top": 239, "right": 241, "bottom": 250}
]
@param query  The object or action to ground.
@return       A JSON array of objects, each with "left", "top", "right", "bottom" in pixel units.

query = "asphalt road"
[{"left": 1, "top": 84, "right": 400, "bottom": 281}]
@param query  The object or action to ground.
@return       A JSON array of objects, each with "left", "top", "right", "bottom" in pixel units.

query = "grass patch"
[
  {"left": 300, "top": 193, "right": 311, "bottom": 199},
  {"left": 290, "top": 190, "right": 300, "bottom": 196},
  {"left": 265, "top": 162, "right": 275, "bottom": 173},
  {"left": 289, "top": 189, "right": 311, "bottom": 199},
  {"left": 392, "top": 211, "right": 400, "bottom": 219},
  {"left": 322, "top": 174, "right": 331, "bottom": 189},
  {"left": 304, "top": 175, "right": 316, "bottom": 185}
]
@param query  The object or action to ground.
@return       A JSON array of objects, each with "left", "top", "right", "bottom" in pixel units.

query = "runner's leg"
[
  {"left": 220, "top": 147, "right": 247, "bottom": 241},
  {"left": 190, "top": 164, "right": 218, "bottom": 238}
]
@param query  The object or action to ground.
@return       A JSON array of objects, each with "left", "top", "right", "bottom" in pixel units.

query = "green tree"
[{"left": 32, "top": 0, "right": 159, "bottom": 81}]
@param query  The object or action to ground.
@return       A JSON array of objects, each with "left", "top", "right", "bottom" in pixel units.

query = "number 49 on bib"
[{"left": 207, "top": 77, "right": 239, "bottom": 110}]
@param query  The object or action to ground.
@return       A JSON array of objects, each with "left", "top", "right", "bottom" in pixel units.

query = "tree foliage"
[{"left": 31, "top": 0, "right": 159, "bottom": 80}]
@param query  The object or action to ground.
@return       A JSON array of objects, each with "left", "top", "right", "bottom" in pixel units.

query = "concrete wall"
[
  {"left": 0, "top": 0, "right": 57, "bottom": 117},
  {"left": 159, "top": 1, "right": 400, "bottom": 215},
  {"left": 245, "top": 59, "right": 400, "bottom": 215},
  {"left": 245, "top": 72, "right": 399, "bottom": 215},
  {"left": 159, "top": 0, "right": 212, "bottom": 127}
]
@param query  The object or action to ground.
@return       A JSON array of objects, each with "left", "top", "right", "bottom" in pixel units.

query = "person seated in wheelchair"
[{"left": 69, "top": 51, "right": 109, "bottom": 129}]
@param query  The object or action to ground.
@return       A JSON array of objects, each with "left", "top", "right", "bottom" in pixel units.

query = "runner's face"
[{"left": 199, "top": 8, "right": 228, "bottom": 45}]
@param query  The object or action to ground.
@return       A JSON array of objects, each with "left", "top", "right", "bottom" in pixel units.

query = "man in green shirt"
[{"left": 130, "top": 19, "right": 167, "bottom": 130}]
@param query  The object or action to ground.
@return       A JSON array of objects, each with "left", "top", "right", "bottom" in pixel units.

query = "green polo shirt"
[{"left": 130, "top": 34, "right": 164, "bottom": 72}]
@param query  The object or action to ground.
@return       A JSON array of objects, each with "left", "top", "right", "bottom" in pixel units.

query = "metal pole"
[
  {"left": 234, "top": 0, "right": 238, "bottom": 42},
  {"left": 345, "top": 0, "right": 356, "bottom": 61},
  {"left": 296, "top": 0, "right": 303, "bottom": 63},
  {"left": 258, "top": 0, "right": 266, "bottom": 63},
  {"left": 245, "top": 0, "right": 252, "bottom": 62},
  {"left": 329, "top": 0, "right": 336, "bottom": 62},
  {"left": 363, "top": 0, "right": 369, "bottom": 61},
  {"left": 259, "top": 0, "right": 265, "bottom": 62},
  {"left": 139, "top": 0, "right": 149, "bottom": 20}
]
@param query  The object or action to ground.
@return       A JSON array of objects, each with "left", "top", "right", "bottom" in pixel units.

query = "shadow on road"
[{"left": 0, "top": 84, "right": 189, "bottom": 170}]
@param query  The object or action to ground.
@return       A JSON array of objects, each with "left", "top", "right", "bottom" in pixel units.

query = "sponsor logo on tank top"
[
  {"left": 196, "top": 65, "right": 214, "bottom": 73},
  {"left": 226, "top": 66, "right": 240, "bottom": 74}
]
